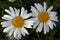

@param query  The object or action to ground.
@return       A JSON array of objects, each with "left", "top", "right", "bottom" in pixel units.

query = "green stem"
[{"left": 36, "top": 32, "right": 40, "bottom": 40}]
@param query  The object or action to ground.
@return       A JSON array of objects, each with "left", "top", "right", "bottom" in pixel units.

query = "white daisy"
[
  {"left": 1, "top": 7, "right": 34, "bottom": 39},
  {"left": 31, "top": 2, "right": 58, "bottom": 34},
  {"left": 9, "top": 0, "right": 15, "bottom": 2}
]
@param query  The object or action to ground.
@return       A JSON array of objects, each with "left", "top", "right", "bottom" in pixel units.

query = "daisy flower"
[
  {"left": 1, "top": 7, "right": 34, "bottom": 39},
  {"left": 9, "top": 0, "right": 15, "bottom": 2},
  {"left": 31, "top": 2, "right": 58, "bottom": 34}
]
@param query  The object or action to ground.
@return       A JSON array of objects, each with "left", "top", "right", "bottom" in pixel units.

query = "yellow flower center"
[
  {"left": 37, "top": 11, "right": 49, "bottom": 22},
  {"left": 12, "top": 16, "right": 24, "bottom": 28}
]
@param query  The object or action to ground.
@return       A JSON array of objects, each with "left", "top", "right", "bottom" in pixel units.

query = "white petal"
[
  {"left": 25, "top": 20, "right": 34, "bottom": 25},
  {"left": 3, "top": 26, "right": 13, "bottom": 33},
  {"left": 2, "top": 15, "right": 12, "bottom": 20},
  {"left": 25, "top": 19, "right": 34, "bottom": 23},
  {"left": 24, "top": 10, "right": 28, "bottom": 15},
  {"left": 34, "top": 3, "right": 43, "bottom": 12},
  {"left": 14, "top": 28, "right": 18, "bottom": 38},
  {"left": 2, "top": 25, "right": 7, "bottom": 27},
  {"left": 44, "top": 23, "right": 49, "bottom": 34},
  {"left": 49, "top": 12, "right": 57, "bottom": 16},
  {"left": 22, "top": 13, "right": 32, "bottom": 19},
  {"left": 33, "top": 21, "right": 39, "bottom": 28},
  {"left": 43, "top": 2, "right": 46, "bottom": 11},
  {"left": 18, "top": 31, "right": 21, "bottom": 39},
  {"left": 47, "top": 6, "right": 53, "bottom": 12},
  {"left": 14, "top": 28, "right": 21, "bottom": 39},
  {"left": 25, "top": 21, "right": 34, "bottom": 25},
  {"left": 1, "top": 21, "right": 11, "bottom": 27},
  {"left": 8, "top": 27, "right": 15, "bottom": 36},
  {"left": 19, "top": 28, "right": 25, "bottom": 36},
  {"left": 24, "top": 25, "right": 32, "bottom": 28},
  {"left": 44, "top": 23, "right": 47, "bottom": 34},
  {"left": 22, "top": 27, "right": 29, "bottom": 35},
  {"left": 31, "top": 6, "right": 38, "bottom": 16},
  {"left": 20, "top": 7, "right": 25, "bottom": 16},
  {"left": 47, "top": 20, "right": 54, "bottom": 30},
  {"left": 5, "top": 9, "right": 11, "bottom": 16},
  {"left": 20, "top": 7, "right": 30, "bottom": 19},
  {"left": 29, "top": 18, "right": 37, "bottom": 21},
  {"left": 17, "top": 9, "right": 20, "bottom": 15},
  {"left": 52, "top": 21, "right": 56, "bottom": 27},
  {"left": 50, "top": 16, "right": 58, "bottom": 22},
  {"left": 48, "top": 21, "right": 56, "bottom": 27},
  {"left": 14, "top": 8, "right": 20, "bottom": 16},
  {"left": 9, "top": 7, "right": 15, "bottom": 17},
  {"left": 15, "top": 29, "right": 21, "bottom": 39},
  {"left": 36, "top": 23, "right": 43, "bottom": 32},
  {"left": 2, "top": 17, "right": 10, "bottom": 21},
  {"left": 4, "top": 15, "right": 12, "bottom": 19}
]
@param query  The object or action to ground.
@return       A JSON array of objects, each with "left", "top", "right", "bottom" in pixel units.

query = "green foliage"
[{"left": 0, "top": 0, "right": 60, "bottom": 40}]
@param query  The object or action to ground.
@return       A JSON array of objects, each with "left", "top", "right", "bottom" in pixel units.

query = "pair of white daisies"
[{"left": 1, "top": 2, "right": 58, "bottom": 39}]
